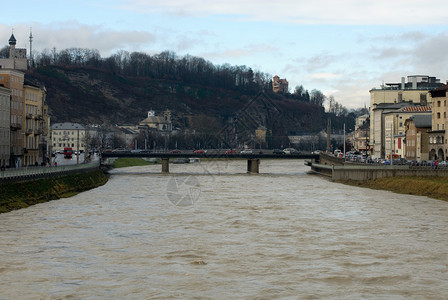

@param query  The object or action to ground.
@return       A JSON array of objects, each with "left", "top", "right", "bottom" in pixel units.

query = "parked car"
[
  {"left": 283, "top": 148, "right": 299, "bottom": 154},
  {"left": 240, "top": 149, "right": 253, "bottom": 154},
  {"left": 438, "top": 160, "right": 448, "bottom": 167},
  {"left": 193, "top": 149, "right": 207, "bottom": 154}
]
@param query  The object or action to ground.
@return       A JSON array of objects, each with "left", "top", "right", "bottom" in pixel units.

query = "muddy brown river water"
[{"left": 1, "top": 160, "right": 447, "bottom": 299}]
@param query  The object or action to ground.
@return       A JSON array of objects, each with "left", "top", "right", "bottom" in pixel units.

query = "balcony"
[
  {"left": 26, "top": 113, "right": 33, "bottom": 119},
  {"left": 10, "top": 123, "right": 22, "bottom": 130},
  {"left": 26, "top": 129, "right": 33, "bottom": 135},
  {"left": 34, "top": 129, "right": 44, "bottom": 135}
]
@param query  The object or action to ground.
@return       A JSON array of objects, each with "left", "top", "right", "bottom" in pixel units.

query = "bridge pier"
[
  {"left": 161, "top": 158, "right": 170, "bottom": 173},
  {"left": 247, "top": 159, "right": 260, "bottom": 174}
]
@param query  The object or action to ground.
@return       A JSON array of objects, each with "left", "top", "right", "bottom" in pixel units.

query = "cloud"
[
  {"left": 0, "top": 22, "right": 156, "bottom": 57},
  {"left": 117, "top": 0, "right": 448, "bottom": 25}
]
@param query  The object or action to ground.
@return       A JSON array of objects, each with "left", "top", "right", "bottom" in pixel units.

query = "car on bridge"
[
  {"left": 273, "top": 149, "right": 285, "bottom": 155},
  {"left": 225, "top": 149, "right": 236, "bottom": 154},
  {"left": 193, "top": 149, "right": 207, "bottom": 154},
  {"left": 283, "top": 148, "right": 299, "bottom": 154},
  {"left": 170, "top": 149, "right": 181, "bottom": 154},
  {"left": 240, "top": 149, "right": 253, "bottom": 154}
]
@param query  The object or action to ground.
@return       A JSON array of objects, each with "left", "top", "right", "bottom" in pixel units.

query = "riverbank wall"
[
  {"left": 310, "top": 163, "right": 448, "bottom": 180},
  {"left": 0, "top": 168, "right": 108, "bottom": 214},
  {"left": 310, "top": 153, "right": 448, "bottom": 180}
]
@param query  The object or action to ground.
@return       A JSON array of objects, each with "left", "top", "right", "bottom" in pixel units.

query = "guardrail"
[{"left": 0, "top": 161, "right": 101, "bottom": 183}]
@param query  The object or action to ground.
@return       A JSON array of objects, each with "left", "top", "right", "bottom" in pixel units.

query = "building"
[
  {"left": 381, "top": 105, "right": 431, "bottom": 159},
  {"left": 0, "top": 34, "right": 28, "bottom": 70},
  {"left": 369, "top": 75, "right": 442, "bottom": 158},
  {"left": 115, "top": 126, "right": 139, "bottom": 149},
  {"left": 428, "top": 84, "right": 448, "bottom": 160},
  {"left": 51, "top": 122, "right": 87, "bottom": 154},
  {"left": 0, "top": 69, "right": 25, "bottom": 167},
  {"left": 353, "top": 114, "right": 371, "bottom": 156},
  {"left": 139, "top": 110, "right": 172, "bottom": 133},
  {"left": 23, "top": 80, "right": 48, "bottom": 166},
  {"left": 272, "top": 75, "right": 289, "bottom": 93},
  {"left": 0, "top": 84, "right": 10, "bottom": 168},
  {"left": 404, "top": 115, "right": 431, "bottom": 161}
]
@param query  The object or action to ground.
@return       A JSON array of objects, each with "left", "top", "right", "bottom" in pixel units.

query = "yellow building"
[
  {"left": 0, "top": 69, "right": 25, "bottom": 167},
  {"left": 369, "top": 75, "right": 442, "bottom": 158},
  {"left": 382, "top": 106, "right": 431, "bottom": 159},
  {"left": 23, "top": 82, "right": 48, "bottom": 166},
  {"left": 272, "top": 75, "right": 289, "bottom": 93},
  {"left": 428, "top": 85, "right": 448, "bottom": 160},
  {"left": 0, "top": 85, "right": 10, "bottom": 168},
  {"left": 139, "top": 110, "right": 172, "bottom": 132}
]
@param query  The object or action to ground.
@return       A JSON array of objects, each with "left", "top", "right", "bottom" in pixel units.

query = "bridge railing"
[{"left": 0, "top": 161, "right": 100, "bottom": 182}]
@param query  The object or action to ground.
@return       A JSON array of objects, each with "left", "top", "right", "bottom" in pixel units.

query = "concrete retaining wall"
[
  {"left": 318, "top": 152, "right": 344, "bottom": 166},
  {"left": 310, "top": 163, "right": 448, "bottom": 181}
]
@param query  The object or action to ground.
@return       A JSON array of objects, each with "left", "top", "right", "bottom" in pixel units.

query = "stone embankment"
[
  {"left": 310, "top": 152, "right": 448, "bottom": 181},
  {"left": 308, "top": 152, "right": 448, "bottom": 201}
]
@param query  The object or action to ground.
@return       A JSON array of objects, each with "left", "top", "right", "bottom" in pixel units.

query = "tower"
[
  {"left": 29, "top": 28, "right": 33, "bottom": 67},
  {"left": 8, "top": 33, "right": 16, "bottom": 59}
]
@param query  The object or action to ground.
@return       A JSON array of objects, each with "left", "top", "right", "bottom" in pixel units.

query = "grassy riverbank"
[
  {"left": 339, "top": 176, "right": 448, "bottom": 201},
  {"left": 0, "top": 170, "right": 108, "bottom": 214},
  {"left": 113, "top": 157, "right": 156, "bottom": 168}
]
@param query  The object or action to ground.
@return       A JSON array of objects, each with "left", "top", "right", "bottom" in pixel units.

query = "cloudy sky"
[{"left": 2, "top": 0, "right": 448, "bottom": 109}]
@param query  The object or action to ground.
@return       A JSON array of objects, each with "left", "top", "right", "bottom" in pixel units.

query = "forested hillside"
[{"left": 21, "top": 47, "right": 362, "bottom": 148}]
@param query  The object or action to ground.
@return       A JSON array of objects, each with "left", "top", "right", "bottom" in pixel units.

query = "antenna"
[{"left": 29, "top": 28, "right": 33, "bottom": 67}]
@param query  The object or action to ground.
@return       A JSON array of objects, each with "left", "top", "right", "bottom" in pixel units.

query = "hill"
[{"left": 25, "top": 65, "right": 327, "bottom": 138}]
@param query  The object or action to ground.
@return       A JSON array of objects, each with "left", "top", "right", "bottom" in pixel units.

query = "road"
[{"left": 52, "top": 152, "right": 99, "bottom": 166}]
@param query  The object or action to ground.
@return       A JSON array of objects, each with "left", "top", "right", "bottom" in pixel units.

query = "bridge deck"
[{"left": 101, "top": 152, "right": 318, "bottom": 160}]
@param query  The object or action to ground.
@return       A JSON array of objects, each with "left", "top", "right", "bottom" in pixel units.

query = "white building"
[{"left": 51, "top": 122, "right": 86, "bottom": 153}]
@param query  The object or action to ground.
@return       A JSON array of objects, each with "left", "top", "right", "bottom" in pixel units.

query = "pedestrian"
[
  {"left": 435, "top": 160, "right": 438, "bottom": 169},
  {"left": 54, "top": 162, "right": 57, "bottom": 167}
]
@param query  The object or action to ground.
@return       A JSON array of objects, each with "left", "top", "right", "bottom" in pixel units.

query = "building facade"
[
  {"left": 369, "top": 75, "right": 442, "bottom": 158},
  {"left": 0, "top": 85, "right": 10, "bottom": 168},
  {"left": 51, "top": 123, "right": 87, "bottom": 153},
  {"left": 428, "top": 85, "right": 448, "bottom": 161},
  {"left": 353, "top": 114, "right": 371, "bottom": 156},
  {"left": 382, "top": 105, "right": 432, "bottom": 159},
  {"left": 0, "top": 69, "right": 25, "bottom": 167},
  {"left": 0, "top": 34, "right": 28, "bottom": 70},
  {"left": 23, "top": 82, "right": 48, "bottom": 165},
  {"left": 139, "top": 110, "right": 172, "bottom": 133},
  {"left": 404, "top": 115, "right": 431, "bottom": 161}
]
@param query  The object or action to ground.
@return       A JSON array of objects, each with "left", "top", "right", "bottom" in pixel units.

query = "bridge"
[{"left": 101, "top": 151, "right": 318, "bottom": 174}]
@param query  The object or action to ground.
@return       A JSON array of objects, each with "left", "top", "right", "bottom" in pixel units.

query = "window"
[
  {"left": 438, "top": 101, "right": 441, "bottom": 107},
  {"left": 437, "top": 112, "right": 441, "bottom": 119}
]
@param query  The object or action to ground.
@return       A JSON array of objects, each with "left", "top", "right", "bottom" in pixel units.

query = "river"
[{"left": 1, "top": 160, "right": 448, "bottom": 299}]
